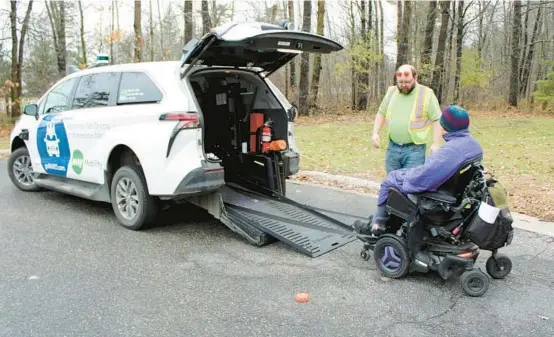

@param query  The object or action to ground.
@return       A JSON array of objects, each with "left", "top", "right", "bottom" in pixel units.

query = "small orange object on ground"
[{"left": 295, "top": 292, "right": 310, "bottom": 303}]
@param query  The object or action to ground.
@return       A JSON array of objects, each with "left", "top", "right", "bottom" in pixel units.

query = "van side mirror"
[{"left": 23, "top": 104, "right": 38, "bottom": 117}]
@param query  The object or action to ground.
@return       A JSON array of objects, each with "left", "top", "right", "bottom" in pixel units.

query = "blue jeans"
[{"left": 385, "top": 140, "right": 426, "bottom": 173}]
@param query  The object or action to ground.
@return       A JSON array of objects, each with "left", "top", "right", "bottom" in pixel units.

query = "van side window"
[
  {"left": 72, "top": 72, "right": 121, "bottom": 109},
  {"left": 42, "top": 77, "right": 79, "bottom": 114},
  {"left": 117, "top": 72, "right": 163, "bottom": 104}
]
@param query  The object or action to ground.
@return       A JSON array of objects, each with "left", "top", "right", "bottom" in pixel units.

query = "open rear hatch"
[
  {"left": 183, "top": 22, "right": 353, "bottom": 258},
  {"left": 179, "top": 21, "right": 343, "bottom": 78}
]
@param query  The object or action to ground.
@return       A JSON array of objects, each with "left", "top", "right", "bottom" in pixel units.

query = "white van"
[{"left": 6, "top": 22, "right": 351, "bottom": 256}]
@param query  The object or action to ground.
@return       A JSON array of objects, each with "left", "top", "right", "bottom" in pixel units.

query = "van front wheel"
[
  {"left": 110, "top": 165, "right": 158, "bottom": 230},
  {"left": 8, "top": 147, "right": 42, "bottom": 192}
]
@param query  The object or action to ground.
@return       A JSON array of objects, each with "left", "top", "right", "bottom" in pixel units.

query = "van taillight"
[
  {"left": 159, "top": 112, "right": 199, "bottom": 129},
  {"left": 160, "top": 112, "right": 200, "bottom": 157}
]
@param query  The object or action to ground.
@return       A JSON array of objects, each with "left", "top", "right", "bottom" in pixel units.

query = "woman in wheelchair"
[
  {"left": 354, "top": 105, "right": 515, "bottom": 297},
  {"left": 354, "top": 105, "right": 483, "bottom": 236}
]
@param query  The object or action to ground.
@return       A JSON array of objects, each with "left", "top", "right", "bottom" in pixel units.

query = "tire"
[
  {"left": 7, "top": 147, "right": 42, "bottom": 192},
  {"left": 360, "top": 249, "right": 371, "bottom": 261},
  {"left": 110, "top": 164, "right": 159, "bottom": 230},
  {"left": 460, "top": 269, "right": 490, "bottom": 297},
  {"left": 486, "top": 254, "right": 512, "bottom": 279},
  {"left": 373, "top": 236, "right": 410, "bottom": 279}
]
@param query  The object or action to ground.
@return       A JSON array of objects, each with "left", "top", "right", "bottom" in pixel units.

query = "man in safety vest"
[{"left": 371, "top": 64, "right": 443, "bottom": 173}]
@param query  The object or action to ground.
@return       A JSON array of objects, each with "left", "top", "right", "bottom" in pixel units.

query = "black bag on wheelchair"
[{"left": 465, "top": 179, "right": 514, "bottom": 250}]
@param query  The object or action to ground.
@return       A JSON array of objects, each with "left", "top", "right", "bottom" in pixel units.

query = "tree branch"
[{"left": 462, "top": 1, "right": 491, "bottom": 30}]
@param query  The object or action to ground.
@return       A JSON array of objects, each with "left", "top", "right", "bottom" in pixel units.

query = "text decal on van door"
[{"left": 36, "top": 114, "right": 71, "bottom": 176}]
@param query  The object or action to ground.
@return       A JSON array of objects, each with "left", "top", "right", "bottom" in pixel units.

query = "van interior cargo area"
[
  {"left": 187, "top": 69, "right": 356, "bottom": 258},
  {"left": 190, "top": 70, "right": 289, "bottom": 195}
]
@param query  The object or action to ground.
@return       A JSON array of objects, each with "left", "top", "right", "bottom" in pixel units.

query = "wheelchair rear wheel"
[{"left": 373, "top": 236, "right": 410, "bottom": 279}]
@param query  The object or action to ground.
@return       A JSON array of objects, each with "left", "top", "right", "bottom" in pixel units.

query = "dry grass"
[
  {"left": 294, "top": 109, "right": 554, "bottom": 221},
  {"left": 0, "top": 126, "right": 10, "bottom": 151}
]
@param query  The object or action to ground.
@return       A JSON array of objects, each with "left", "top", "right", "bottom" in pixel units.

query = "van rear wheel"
[{"left": 110, "top": 165, "right": 158, "bottom": 230}]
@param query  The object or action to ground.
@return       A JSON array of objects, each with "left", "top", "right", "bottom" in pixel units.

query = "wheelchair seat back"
[{"left": 436, "top": 155, "right": 483, "bottom": 204}]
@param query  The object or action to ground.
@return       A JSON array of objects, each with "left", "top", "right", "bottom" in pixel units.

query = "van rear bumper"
[{"left": 171, "top": 161, "right": 225, "bottom": 196}]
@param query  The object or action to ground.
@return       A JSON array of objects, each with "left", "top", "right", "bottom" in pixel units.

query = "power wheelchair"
[{"left": 356, "top": 156, "right": 514, "bottom": 297}]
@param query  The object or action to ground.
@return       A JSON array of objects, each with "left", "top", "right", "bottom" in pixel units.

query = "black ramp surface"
[{"left": 219, "top": 186, "right": 357, "bottom": 257}]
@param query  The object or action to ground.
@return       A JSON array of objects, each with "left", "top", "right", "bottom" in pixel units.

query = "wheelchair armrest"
[{"left": 415, "top": 190, "right": 457, "bottom": 204}]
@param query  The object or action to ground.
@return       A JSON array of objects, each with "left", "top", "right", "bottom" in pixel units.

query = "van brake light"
[
  {"left": 159, "top": 112, "right": 199, "bottom": 128},
  {"left": 160, "top": 112, "right": 200, "bottom": 157}
]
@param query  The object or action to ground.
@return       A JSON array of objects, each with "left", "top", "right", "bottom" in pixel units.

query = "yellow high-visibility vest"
[{"left": 382, "top": 84, "right": 435, "bottom": 145}]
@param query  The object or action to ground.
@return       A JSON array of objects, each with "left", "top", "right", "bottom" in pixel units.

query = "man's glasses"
[{"left": 396, "top": 71, "right": 412, "bottom": 78}]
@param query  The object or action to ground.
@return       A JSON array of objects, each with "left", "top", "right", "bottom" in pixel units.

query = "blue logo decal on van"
[{"left": 36, "top": 114, "right": 71, "bottom": 176}]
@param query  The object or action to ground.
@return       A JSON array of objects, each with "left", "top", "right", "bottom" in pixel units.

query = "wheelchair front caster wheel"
[
  {"left": 486, "top": 254, "right": 512, "bottom": 279},
  {"left": 460, "top": 269, "right": 490, "bottom": 297},
  {"left": 360, "top": 249, "right": 371, "bottom": 261}
]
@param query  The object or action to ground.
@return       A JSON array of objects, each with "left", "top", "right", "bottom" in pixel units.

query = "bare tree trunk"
[
  {"left": 51, "top": 1, "right": 67, "bottom": 77},
  {"left": 309, "top": 0, "right": 325, "bottom": 109},
  {"left": 288, "top": 0, "right": 296, "bottom": 90},
  {"left": 443, "top": 0, "right": 456, "bottom": 102},
  {"left": 111, "top": 0, "right": 114, "bottom": 62},
  {"left": 298, "top": 0, "right": 312, "bottom": 115},
  {"left": 420, "top": 1, "right": 437, "bottom": 86},
  {"left": 453, "top": 0, "right": 464, "bottom": 103},
  {"left": 396, "top": 0, "right": 411, "bottom": 72},
  {"left": 9, "top": 0, "right": 18, "bottom": 118},
  {"left": 477, "top": 0, "right": 484, "bottom": 61},
  {"left": 519, "top": 0, "right": 529, "bottom": 81},
  {"left": 356, "top": 0, "right": 369, "bottom": 110},
  {"left": 157, "top": 0, "right": 164, "bottom": 60},
  {"left": 9, "top": 0, "right": 33, "bottom": 118},
  {"left": 77, "top": 0, "right": 87, "bottom": 68},
  {"left": 379, "top": 0, "right": 385, "bottom": 90},
  {"left": 184, "top": 0, "right": 193, "bottom": 44},
  {"left": 211, "top": 0, "right": 217, "bottom": 25},
  {"left": 374, "top": 0, "right": 381, "bottom": 98},
  {"left": 395, "top": 0, "right": 403, "bottom": 74},
  {"left": 431, "top": 0, "right": 450, "bottom": 102},
  {"left": 115, "top": 0, "right": 120, "bottom": 63},
  {"left": 508, "top": 0, "right": 521, "bottom": 106},
  {"left": 520, "top": 3, "right": 543, "bottom": 97},
  {"left": 201, "top": 0, "right": 212, "bottom": 34},
  {"left": 270, "top": 4, "right": 278, "bottom": 23},
  {"left": 45, "top": 2, "right": 59, "bottom": 68},
  {"left": 283, "top": 1, "right": 289, "bottom": 98},
  {"left": 134, "top": 0, "right": 142, "bottom": 62},
  {"left": 350, "top": 1, "right": 356, "bottom": 108},
  {"left": 150, "top": 0, "right": 155, "bottom": 61}
]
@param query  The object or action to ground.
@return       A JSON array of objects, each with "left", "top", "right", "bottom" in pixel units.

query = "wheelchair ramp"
[{"left": 219, "top": 186, "right": 357, "bottom": 258}]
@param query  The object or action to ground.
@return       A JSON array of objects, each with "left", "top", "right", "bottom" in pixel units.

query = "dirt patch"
[{"left": 0, "top": 127, "right": 11, "bottom": 139}]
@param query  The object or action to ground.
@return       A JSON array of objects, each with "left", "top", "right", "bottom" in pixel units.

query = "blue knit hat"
[{"left": 440, "top": 105, "right": 470, "bottom": 132}]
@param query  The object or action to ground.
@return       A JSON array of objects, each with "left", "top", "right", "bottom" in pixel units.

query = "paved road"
[{"left": 1, "top": 159, "right": 553, "bottom": 337}]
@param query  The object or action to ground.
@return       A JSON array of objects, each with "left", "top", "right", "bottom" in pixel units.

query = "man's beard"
[{"left": 397, "top": 82, "right": 416, "bottom": 94}]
